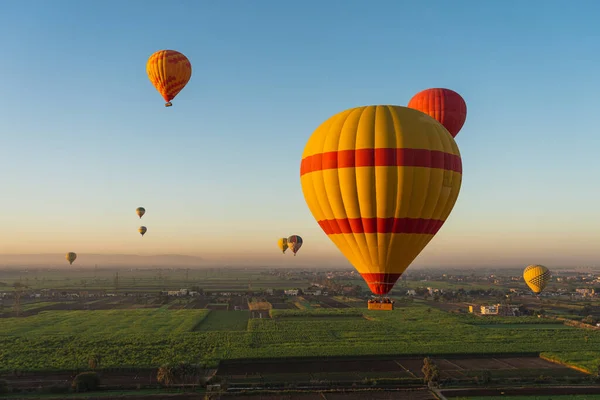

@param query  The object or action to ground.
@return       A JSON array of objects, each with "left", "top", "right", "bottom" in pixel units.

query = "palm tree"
[{"left": 157, "top": 365, "right": 174, "bottom": 387}]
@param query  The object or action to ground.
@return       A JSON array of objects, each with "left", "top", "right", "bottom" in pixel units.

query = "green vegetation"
[
  {"left": 477, "top": 324, "right": 573, "bottom": 329},
  {"left": 0, "top": 309, "right": 209, "bottom": 336},
  {"left": 270, "top": 309, "right": 363, "bottom": 318},
  {"left": 194, "top": 310, "right": 249, "bottom": 331},
  {"left": 19, "top": 302, "right": 61, "bottom": 312},
  {"left": 0, "top": 304, "right": 599, "bottom": 373}
]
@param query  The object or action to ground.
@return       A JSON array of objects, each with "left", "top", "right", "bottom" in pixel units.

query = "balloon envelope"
[
  {"left": 300, "top": 105, "right": 462, "bottom": 295},
  {"left": 146, "top": 50, "right": 192, "bottom": 106},
  {"left": 136, "top": 207, "right": 146, "bottom": 219},
  {"left": 523, "top": 264, "right": 551, "bottom": 294},
  {"left": 277, "top": 238, "right": 288, "bottom": 254},
  {"left": 138, "top": 226, "right": 147, "bottom": 237},
  {"left": 287, "top": 235, "right": 303, "bottom": 256},
  {"left": 407, "top": 88, "right": 467, "bottom": 138},
  {"left": 66, "top": 252, "right": 77, "bottom": 265}
]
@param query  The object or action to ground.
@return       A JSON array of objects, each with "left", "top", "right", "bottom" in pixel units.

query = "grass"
[
  {"left": 18, "top": 302, "right": 61, "bottom": 312},
  {"left": 194, "top": 310, "right": 249, "bottom": 331},
  {"left": 477, "top": 324, "right": 574, "bottom": 329},
  {"left": 0, "top": 304, "right": 598, "bottom": 373},
  {"left": 0, "top": 309, "right": 210, "bottom": 336}
]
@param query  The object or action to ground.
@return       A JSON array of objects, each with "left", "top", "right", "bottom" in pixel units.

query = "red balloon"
[{"left": 407, "top": 88, "right": 467, "bottom": 138}]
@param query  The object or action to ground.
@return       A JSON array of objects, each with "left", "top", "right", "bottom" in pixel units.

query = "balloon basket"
[
  {"left": 165, "top": 102, "right": 173, "bottom": 107},
  {"left": 368, "top": 302, "right": 394, "bottom": 311}
]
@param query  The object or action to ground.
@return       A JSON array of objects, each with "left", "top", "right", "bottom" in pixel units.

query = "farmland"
[
  {"left": 0, "top": 303, "right": 599, "bottom": 374},
  {"left": 1, "top": 266, "right": 600, "bottom": 398}
]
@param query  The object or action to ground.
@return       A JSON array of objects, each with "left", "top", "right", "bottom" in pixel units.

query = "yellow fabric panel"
[
  {"left": 301, "top": 168, "right": 461, "bottom": 220},
  {"left": 302, "top": 106, "right": 461, "bottom": 158},
  {"left": 329, "top": 233, "right": 435, "bottom": 275}
]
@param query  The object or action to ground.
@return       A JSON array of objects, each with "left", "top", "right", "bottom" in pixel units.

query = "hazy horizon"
[
  {"left": 1, "top": 1, "right": 599, "bottom": 268},
  {"left": 0, "top": 253, "right": 596, "bottom": 270}
]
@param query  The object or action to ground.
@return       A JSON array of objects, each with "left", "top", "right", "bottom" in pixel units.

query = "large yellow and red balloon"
[
  {"left": 408, "top": 88, "right": 467, "bottom": 137},
  {"left": 146, "top": 50, "right": 192, "bottom": 107},
  {"left": 300, "top": 105, "right": 462, "bottom": 295}
]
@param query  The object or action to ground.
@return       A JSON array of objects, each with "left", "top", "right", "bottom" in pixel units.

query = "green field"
[
  {"left": 0, "top": 304, "right": 599, "bottom": 373},
  {"left": 0, "top": 309, "right": 210, "bottom": 336},
  {"left": 194, "top": 310, "right": 249, "bottom": 331}
]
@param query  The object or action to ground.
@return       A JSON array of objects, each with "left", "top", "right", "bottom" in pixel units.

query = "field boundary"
[
  {"left": 217, "top": 353, "right": 542, "bottom": 367},
  {"left": 540, "top": 354, "right": 592, "bottom": 375}
]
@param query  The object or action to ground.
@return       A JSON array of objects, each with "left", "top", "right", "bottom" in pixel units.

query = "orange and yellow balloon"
[
  {"left": 277, "top": 238, "right": 288, "bottom": 254},
  {"left": 523, "top": 264, "right": 551, "bottom": 294},
  {"left": 136, "top": 207, "right": 146, "bottom": 219},
  {"left": 408, "top": 88, "right": 467, "bottom": 138},
  {"left": 138, "top": 226, "right": 147, "bottom": 237},
  {"left": 146, "top": 50, "right": 192, "bottom": 107},
  {"left": 300, "top": 105, "right": 462, "bottom": 295},
  {"left": 66, "top": 252, "right": 77, "bottom": 265}
]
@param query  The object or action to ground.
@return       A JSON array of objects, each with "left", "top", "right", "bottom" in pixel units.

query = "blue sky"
[{"left": 0, "top": 0, "right": 599, "bottom": 268}]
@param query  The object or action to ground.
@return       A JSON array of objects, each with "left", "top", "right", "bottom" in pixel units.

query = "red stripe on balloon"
[
  {"left": 318, "top": 217, "right": 444, "bottom": 236},
  {"left": 300, "top": 148, "right": 461, "bottom": 176},
  {"left": 360, "top": 273, "right": 403, "bottom": 295}
]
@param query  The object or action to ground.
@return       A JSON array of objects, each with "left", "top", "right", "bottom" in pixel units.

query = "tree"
[
  {"left": 88, "top": 354, "right": 101, "bottom": 370},
  {"left": 157, "top": 364, "right": 174, "bottom": 387},
  {"left": 72, "top": 372, "right": 100, "bottom": 392},
  {"left": 422, "top": 357, "right": 440, "bottom": 387}
]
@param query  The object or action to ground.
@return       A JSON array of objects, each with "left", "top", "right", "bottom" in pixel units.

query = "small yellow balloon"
[
  {"left": 138, "top": 226, "right": 147, "bottom": 237},
  {"left": 523, "top": 264, "right": 551, "bottom": 294},
  {"left": 277, "top": 238, "right": 288, "bottom": 254},
  {"left": 66, "top": 252, "right": 77, "bottom": 265},
  {"left": 136, "top": 207, "right": 146, "bottom": 219}
]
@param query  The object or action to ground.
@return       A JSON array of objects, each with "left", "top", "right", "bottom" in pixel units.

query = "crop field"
[
  {"left": 0, "top": 303, "right": 599, "bottom": 374},
  {"left": 216, "top": 355, "right": 585, "bottom": 386},
  {"left": 194, "top": 310, "right": 249, "bottom": 331},
  {"left": 0, "top": 267, "right": 312, "bottom": 292}
]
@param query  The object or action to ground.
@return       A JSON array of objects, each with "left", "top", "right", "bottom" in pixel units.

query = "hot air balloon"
[
  {"left": 523, "top": 265, "right": 551, "bottom": 294},
  {"left": 300, "top": 105, "right": 462, "bottom": 305},
  {"left": 66, "top": 252, "right": 77, "bottom": 265},
  {"left": 136, "top": 207, "right": 146, "bottom": 219},
  {"left": 407, "top": 88, "right": 467, "bottom": 138},
  {"left": 278, "top": 238, "right": 288, "bottom": 254},
  {"left": 146, "top": 50, "right": 192, "bottom": 107},
  {"left": 287, "top": 235, "right": 303, "bottom": 256},
  {"left": 138, "top": 226, "right": 147, "bottom": 237}
]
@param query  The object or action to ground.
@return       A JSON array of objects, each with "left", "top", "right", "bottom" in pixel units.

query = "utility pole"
[{"left": 114, "top": 271, "right": 119, "bottom": 291}]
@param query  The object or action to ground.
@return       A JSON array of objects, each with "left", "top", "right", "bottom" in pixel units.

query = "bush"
[{"left": 72, "top": 371, "right": 100, "bottom": 392}]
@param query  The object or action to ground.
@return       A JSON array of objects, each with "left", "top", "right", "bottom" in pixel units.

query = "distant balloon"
[
  {"left": 136, "top": 207, "right": 146, "bottom": 219},
  {"left": 407, "top": 88, "right": 467, "bottom": 137},
  {"left": 146, "top": 50, "right": 192, "bottom": 107},
  {"left": 66, "top": 252, "right": 77, "bottom": 265},
  {"left": 523, "top": 264, "right": 551, "bottom": 294},
  {"left": 287, "top": 235, "right": 303, "bottom": 256},
  {"left": 277, "top": 238, "right": 288, "bottom": 254},
  {"left": 138, "top": 226, "right": 147, "bottom": 237},
  {"left": 300, "top": 105, "right": 462, "bottom": 296}
]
